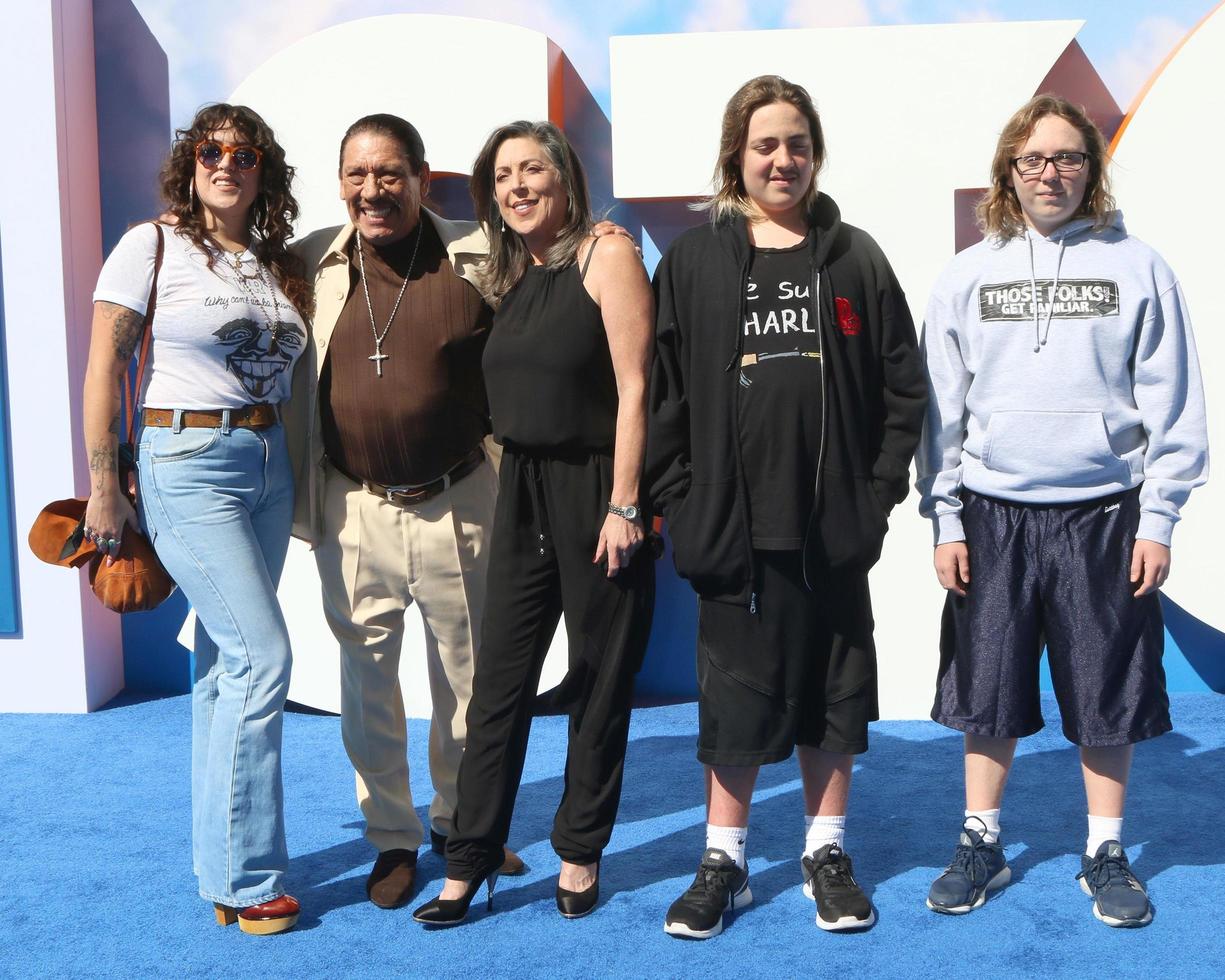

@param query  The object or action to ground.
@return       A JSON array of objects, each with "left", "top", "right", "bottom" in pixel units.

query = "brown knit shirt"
[{"left": 319, "top": 214, "right": 493, "bottom": 486}]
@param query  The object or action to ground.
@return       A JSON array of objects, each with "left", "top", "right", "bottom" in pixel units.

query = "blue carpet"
[{"left": 1, "top": 693, "right": 1222, "bottom": 978}]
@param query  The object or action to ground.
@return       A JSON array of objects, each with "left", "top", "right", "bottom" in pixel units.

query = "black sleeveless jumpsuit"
[{"left": 446, "top": 245, "right": 655, "bottom": 877}]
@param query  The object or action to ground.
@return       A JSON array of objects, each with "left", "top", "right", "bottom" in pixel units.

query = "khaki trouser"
[{"left": 314, "top": 456, "right": 496, "bottom": 853}]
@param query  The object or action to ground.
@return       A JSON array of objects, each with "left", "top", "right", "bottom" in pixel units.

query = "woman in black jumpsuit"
[{"left": 413, "top": 121, "right": 655, "bottom": 925}]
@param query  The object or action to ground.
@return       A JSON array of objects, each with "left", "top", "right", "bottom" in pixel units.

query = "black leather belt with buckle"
[{"left": 361, "top": 446, "right": 485, "bottom": 505}]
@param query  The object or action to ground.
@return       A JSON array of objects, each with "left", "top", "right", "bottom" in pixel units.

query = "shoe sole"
[
  {"left": 1079, "top": 877, "right": 1153, "bottom": 927},
  {"left": 926, "top": 865, "right": 1011, "bottom": 915},
  {"left": 559, "top": 906, "right": 596, "bottom": 920},
  {"left": 816, "top": 907, "right": 876, "bottom": 932},
  {"left": 237, "top": 913, "right": 299, "bottom": 935},
  {"left": 412, "top": 913, "right": 468, "bottom": 927},
  {"left": 663, "top": 884, "right": 753, "bottom": 939}
]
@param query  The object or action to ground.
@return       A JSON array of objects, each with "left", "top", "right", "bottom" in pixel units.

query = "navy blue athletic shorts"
[
  {"left": 696, "top": 550, "right": 878, "bottom": 766},
  {"left": 932, "top": 488, "right": 1170, "bottom": 747}
]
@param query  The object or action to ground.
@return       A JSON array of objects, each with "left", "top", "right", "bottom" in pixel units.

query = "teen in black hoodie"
[{"left": 648, "top": 75, "right": 926, "bottom": 939}]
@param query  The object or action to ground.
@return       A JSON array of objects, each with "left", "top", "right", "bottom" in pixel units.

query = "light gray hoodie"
[{"left": 917, "top": 212, "right": 1208, "bottom": 546}]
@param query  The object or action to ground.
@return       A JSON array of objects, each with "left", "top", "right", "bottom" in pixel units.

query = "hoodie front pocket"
[{"left": 981, "top": 411, "right": 1129, "bottom": 488}]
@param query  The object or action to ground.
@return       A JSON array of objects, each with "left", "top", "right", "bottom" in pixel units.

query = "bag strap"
[{"left": 124, "top": 223, "right": 165, "bottom": 446}]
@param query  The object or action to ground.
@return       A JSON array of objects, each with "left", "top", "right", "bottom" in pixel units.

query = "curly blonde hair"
[{"left": 977, "top": 95, "right": 1115, "bottom": 240}]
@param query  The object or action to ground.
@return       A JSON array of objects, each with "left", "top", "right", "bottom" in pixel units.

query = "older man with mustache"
[{"left": 289, "top": 113, "right": 522, "bottom": 909}]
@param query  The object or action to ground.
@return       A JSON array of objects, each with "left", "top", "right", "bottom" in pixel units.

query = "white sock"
[
  {"left": 1086, "top": 815, "right": 1124, "bottom": 857},
  {"left": 706, "top": 824, "right": 748, "bottom": 869},
  {"left": 803, "top": 814, "right": 846, "bottom": 855},
  {"left": 964, "top": 808, "right": 1001, "bottom": 844}
]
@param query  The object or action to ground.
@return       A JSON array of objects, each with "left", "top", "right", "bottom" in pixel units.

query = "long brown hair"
[
  {"left": 469, "top": 120, "right": 592, "bottom": 305},
  {"left": 702, "top": 74, "right": 826, "bottom": 225},
  {"left": 977, "top": 94, "right": 1116, "bottom": 240},
  {"left": 159, "top": 103, "right": 312, "bottom": 318}
]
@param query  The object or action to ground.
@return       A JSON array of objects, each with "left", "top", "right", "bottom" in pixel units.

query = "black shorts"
[
  {"left": 696, "top": 550, "right": 878, "bottom": 766},
  {"left": 932, "top": 488, "right": 1170, "bottom": 747}
]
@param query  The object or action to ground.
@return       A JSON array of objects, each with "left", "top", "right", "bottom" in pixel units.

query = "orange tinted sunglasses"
[{"left": 195, "top": 140, "right": 262, "bottom": 172}]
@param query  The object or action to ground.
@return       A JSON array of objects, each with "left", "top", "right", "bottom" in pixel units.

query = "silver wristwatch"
[{"left": 607, "top": 501, "right": 641, "bottom": 521}]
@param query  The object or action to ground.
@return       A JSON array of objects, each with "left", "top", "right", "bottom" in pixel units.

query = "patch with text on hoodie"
[{"left": 977, "top": 278, "right": 1120, "bottom": 320}]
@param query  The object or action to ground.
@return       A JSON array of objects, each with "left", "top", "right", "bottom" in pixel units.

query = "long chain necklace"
[
  {"left": 355, "top": 222, "right": 422, "bottom": 377},
  {"left": 216, "top": 242, "right": 282, "bottom": 328}
]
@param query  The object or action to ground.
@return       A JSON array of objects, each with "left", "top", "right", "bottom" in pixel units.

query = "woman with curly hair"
[{"left": 81, "top": 103, "right": 311, "bottom": 934}]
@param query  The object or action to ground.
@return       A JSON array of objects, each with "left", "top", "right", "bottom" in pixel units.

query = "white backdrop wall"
[
  {"left": 4, "top": 9, "right": 1221, "bottom": 714},
  {"left": 0, "top": 0, "right": 123, "bottom": 712}
]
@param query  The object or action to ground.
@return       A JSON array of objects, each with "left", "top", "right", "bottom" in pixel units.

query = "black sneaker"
[
  {"left": 926, "top": 818, "right": 1011, "bottom": 914},
  {"left": 663, "top": 848, "right": 752, "bottom": 939},
  {"left": 1077, "top": 840, "right": 1153, "bottom": 927},
  {"left": 801, "top": 844, "right": 875, "bottom": 931}
]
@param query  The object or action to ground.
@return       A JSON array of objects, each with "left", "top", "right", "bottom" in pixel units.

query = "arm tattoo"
[
  {"left": 106, "top": 305, "right": 146, "bottom": 362},
  {"left": 89, "top": 444, "right": 115, "bottom": 492},
  {"left": 107, "top": 413, "right": 120, "bottom": 436}
]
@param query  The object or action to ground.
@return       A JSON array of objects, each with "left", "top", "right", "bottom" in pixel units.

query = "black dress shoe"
[
  {"left": 411, "top": 871, "right": 499, "bottom": 927},
  {"left": 556, "top": 879, "right": 599, "bottom": 919},
  {"left": 556, "top": 863, "right": 600, "bottom": 919},
  {"left": 429, "top": 829, "right": 525, "bottom": 875},
  {"left": 367, "top": 849, "right": 418, "bottom": 909}
]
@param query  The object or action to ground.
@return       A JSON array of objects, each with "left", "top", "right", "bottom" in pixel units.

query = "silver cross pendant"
[{"left": 369, "top": 341, "right": 389, "bottom": 377}]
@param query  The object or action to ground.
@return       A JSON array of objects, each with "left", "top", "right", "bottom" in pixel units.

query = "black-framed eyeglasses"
[{"left": 1011, "top": 152, "right": 1088, "bottom": 177}]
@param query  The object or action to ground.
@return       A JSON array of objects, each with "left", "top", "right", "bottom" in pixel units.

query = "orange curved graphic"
[{"left": 1110, "top": 0, "right": 1225, "bottom": 152}]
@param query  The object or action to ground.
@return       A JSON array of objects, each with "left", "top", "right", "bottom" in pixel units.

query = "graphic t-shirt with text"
[
  {"left": 94, "top": 223, "right": 306, "bottom": 409},
  {"left": 738, "top": 239, "right": 822, "bottom": 549}
]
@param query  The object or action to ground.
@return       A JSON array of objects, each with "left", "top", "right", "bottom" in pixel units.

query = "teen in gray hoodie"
[{"left": 917, "top": 95, "right": 1207, "bottom": 928}]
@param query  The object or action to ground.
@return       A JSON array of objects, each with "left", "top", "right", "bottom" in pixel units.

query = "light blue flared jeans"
[{"left": 137, "top": 415, "right": 293, "bottom": 907}]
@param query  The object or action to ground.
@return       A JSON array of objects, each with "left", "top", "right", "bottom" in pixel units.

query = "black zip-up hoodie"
[{"left": 646, "top": 194, "right": 927, "bottom": 606}]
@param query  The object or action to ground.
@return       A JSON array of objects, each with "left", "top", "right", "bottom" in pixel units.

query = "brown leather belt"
[
  {"left": 142, "top": 404, "right": 279, "bottom": 430},
  {"left": 361, "top": 446, "right": 486, "bottom": 505}
]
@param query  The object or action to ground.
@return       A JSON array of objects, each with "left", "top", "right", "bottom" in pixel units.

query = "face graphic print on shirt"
[{"left": 213, "top": 317, "right": 305, "bottom": 399}]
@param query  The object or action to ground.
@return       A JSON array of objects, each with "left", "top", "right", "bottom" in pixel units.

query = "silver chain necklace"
[
  {"left": 355, "top": 221, "right": 423, "bottom": 377},
  {"left": 216, "top": 242, "right": 282, "bottom": 328}
]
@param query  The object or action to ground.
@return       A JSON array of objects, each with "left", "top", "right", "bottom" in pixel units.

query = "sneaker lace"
[
  {"left": 694, "top": 862, "right": 737, "bottom": 897},
  {"left": 945, "top": 836, "right": 994, "bottom": 886},
  {"left": 1076, "top": 850, "right": 1140, "bottom": 892},
  {"left": 805, "top": 846, "right": 856, "bottom": 892}
]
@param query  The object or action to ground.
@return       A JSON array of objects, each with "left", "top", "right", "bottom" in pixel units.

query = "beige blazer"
[{"left": 285, "top": 209, "right": 490, "bottom": 546}]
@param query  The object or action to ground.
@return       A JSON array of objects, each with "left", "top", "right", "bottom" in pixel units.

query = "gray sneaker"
[
  {"left": 1077, "top": 840, "right": 1153, "bottom": 927},
  {"left": 926, "top": 818, "right": 1011, "bottom": 914}
]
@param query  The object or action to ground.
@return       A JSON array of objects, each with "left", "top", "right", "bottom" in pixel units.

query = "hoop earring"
[{"left": 187, "top": 177, "right": 198, "bottom": 211}]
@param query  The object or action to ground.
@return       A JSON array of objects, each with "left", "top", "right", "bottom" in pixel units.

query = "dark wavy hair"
[
  {"left": 159, "top": 103, "right": 312, "bottom": 318},
  {"left": 469, "top": 120, "right": 592, "bottom": 305},
  {"left": 977, "top": 94, "right": 1116, "bottom": 240}
]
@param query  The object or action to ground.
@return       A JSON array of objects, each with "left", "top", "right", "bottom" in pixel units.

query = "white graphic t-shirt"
[{"left": 93, "top": 223, "right": 306, "bottom": 409}]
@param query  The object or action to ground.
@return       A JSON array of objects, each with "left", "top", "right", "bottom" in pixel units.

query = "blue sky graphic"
[{"left": 132, "top": 0, "right": 1218, "bottom": 127}]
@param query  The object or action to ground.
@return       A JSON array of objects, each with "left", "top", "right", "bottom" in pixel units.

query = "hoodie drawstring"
[{"left": 1027, "top": 231, "right": 1067, "bottom": 353}]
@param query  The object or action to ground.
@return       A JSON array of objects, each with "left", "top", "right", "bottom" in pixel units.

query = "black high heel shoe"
[
  {"left": 556, "top": 862, "right": 600, "bottom": 919},
  {"left": 412, "top": 871, "right": 499, "bottom": 926}
]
